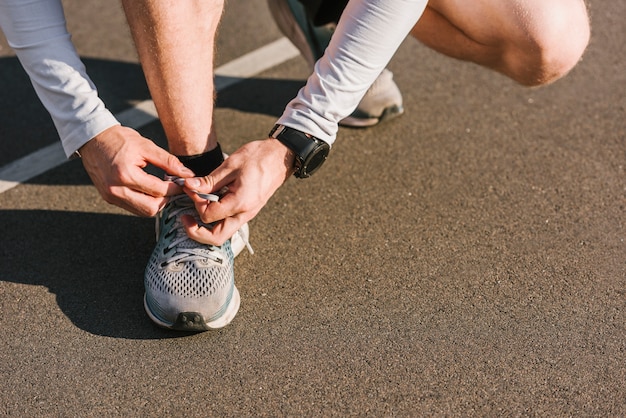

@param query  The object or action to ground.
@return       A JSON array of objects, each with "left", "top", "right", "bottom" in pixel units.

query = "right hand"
[
  {"left": 79, "top": 125, "right": 195, "bottom": 217},
  {"left": 180, "top": 138, "right": 295, "bottom": 246}
]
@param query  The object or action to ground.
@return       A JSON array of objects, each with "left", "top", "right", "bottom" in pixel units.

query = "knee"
[{"left": 512, "top": 3, "right": 590, "bottom": 86}]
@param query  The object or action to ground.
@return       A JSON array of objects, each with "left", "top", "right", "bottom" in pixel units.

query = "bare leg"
[
  {"left": 412, "top": 0, "right": 590, "bottom": 86},
  {"left": 121, "top": 0, "right": 224, "bottom": 155}
]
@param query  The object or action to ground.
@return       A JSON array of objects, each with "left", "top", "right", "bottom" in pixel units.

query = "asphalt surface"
[{"left": 1, "top": 0, "right": 625, "bottom": 416}]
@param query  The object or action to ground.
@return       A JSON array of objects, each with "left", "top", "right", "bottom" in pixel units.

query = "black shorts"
[{"left": 299, "top": 0, "right": 349, "bottom": 25}]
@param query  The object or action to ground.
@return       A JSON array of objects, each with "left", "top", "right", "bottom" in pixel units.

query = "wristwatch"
[{"left": 269, "top": 124, "right": 330, "bottom": 178}]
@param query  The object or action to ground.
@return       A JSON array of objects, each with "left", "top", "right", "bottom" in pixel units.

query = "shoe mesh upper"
[{"left": 144, "top": 195, "right": 235, "bottom": 324}]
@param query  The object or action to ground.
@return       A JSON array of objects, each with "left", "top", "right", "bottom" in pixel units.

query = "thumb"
[{"left": 184, "top": 175, "right": 215, "bottom": 193}]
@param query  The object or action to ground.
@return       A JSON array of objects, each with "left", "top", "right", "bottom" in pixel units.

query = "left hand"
[{"left": 181, "top": 138, "right": 295, "bottom": 246}]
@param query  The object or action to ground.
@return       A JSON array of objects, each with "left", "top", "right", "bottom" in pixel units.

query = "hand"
[
  {"left": 79, "top": 125, "right": 195, "bottom": 216},
  {"left": 180, "top": 138, "right": 295, "bottom": 245}
]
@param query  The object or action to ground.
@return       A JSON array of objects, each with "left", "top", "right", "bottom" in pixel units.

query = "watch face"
[
  {"left": 301, "top": 143, "right": 330, "bottom": 177},
  {"left": 271, "top": 125, "right": 330, "bottom": 178}
]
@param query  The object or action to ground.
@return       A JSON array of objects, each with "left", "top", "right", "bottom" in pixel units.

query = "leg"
[
  {"left": 122, "top": 0, "right": 246, "bottom": 332},
  {"left": 122, "top": 0, "right": 223, "bottom": 156},
  {"left": 411, "top": 0, "right": 590, "bottom": 86}
]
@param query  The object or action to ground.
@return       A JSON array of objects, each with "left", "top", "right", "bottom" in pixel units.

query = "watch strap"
[
  {"left": 269, "top": 124, "right": 329, "bottom": 178},
  {"left": 269, "top": 124, "right": 318, "bottom": 162}
]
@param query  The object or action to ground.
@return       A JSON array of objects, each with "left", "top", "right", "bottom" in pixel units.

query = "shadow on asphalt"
[
  {"left": 0, "top": 56, "right": 151, "bottom": 114},
  {"left": 0, "top": 57, "right": 151, "bottom": 166},
  {"left": 0, "top": 209, "right": 199, "bottom": 339},
  {"left": 215, "top": 76, "right": 305, "bottom": 118}
]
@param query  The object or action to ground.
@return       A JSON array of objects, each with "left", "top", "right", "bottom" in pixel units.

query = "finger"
[
  {"left": 143, "top": 142, "right": 195, "bottom": 178},
  {"left": 164, "top": 181, "right": 185, "bottom": 197},
  {"left": 182, "top": 196, "right": 229, "bottom": 225},
  {"left": 195, "top": 194, "right": 241, "bottom": 225},
  {"left": 181, "top": 214, "right": 246, "bottom": 246},
  {"left": 107, "top": 187, "right": 169, "bottom": 217},
  {"left": 126, "top": 168, "right": 184, "bottom": 198},
  {"left": 183, "top": 165, "right": 236, "bottom": 194},
  {"left": 183, "top": 175, "right": 241, "bottom": 224},
  {"left": 182, "top": 187, "right": 214, "bottom": 210},
  {"left": 181, "top": 216, "right": 221, "bottom": 245}
]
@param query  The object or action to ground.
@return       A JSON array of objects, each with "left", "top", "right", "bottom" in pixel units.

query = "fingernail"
[{"left": 186, "top": 178, "right": 201, "bottom": 188}]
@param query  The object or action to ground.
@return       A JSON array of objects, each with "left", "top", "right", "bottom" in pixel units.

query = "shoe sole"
[
  {"left": 144, "top": 286, "right": 241, "bottom": 332},
  {"left": 339, "top": 104, "right": 404, "bottom": 128}
]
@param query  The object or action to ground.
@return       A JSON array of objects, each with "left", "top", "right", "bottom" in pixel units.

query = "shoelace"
[
  {"left": 164, "top": 174, "right": 221, "bottom": 201},
  {"left": 160, "top": 195, "right": 224, "bottom": 267}
]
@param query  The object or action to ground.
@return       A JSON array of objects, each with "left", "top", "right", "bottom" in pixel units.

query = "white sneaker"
[{"left": 144, "top": 194, "right": 244, "bottom": 331}]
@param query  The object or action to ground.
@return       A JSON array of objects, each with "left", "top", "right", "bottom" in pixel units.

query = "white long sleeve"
[
  {"left": 276, "top": 0, "right": 427, "bottom": 145},
  {"left": 0, "top": 0, "right": 119, "bottom": 157}
]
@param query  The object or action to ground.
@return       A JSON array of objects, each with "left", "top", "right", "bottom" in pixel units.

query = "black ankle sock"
[{"left": 177, "top": 143, "right": 224, "bottom": 177}]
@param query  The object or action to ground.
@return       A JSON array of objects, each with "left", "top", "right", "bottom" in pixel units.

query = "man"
[
  {"left": 121, "top": 0, "right": 589, "bottom": 331},
  {"left": 0, "top": 0, "right": 249, "bottom": 332}
]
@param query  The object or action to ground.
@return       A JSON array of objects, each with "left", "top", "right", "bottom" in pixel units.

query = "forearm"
[
  {"left": 0, "top": 0, "right": 119, "bottom": 157},
  {"left": 276, "top": 0, "right": 428, "bottom": 144}
]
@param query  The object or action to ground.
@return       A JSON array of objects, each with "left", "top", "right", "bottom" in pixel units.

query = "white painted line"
[
  {"left": 0, "top": 142, "right": 67, "bottom": 194},
  {"left": 115, "top": 99, "right": 159, "bottom": 127},
  {"left": 0, "top": 37, "right": 300, "bottom": 195},
  {"left": 215, "top": 37, "right": 299, "bottom": 90}
]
